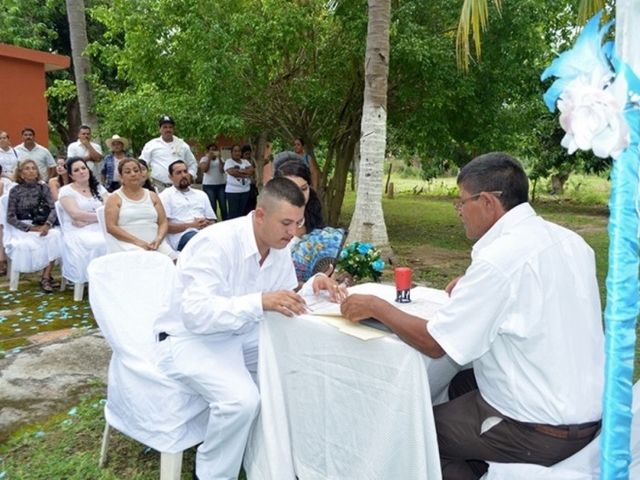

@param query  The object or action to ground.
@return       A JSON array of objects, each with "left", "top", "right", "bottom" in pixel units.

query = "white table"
[{"left": 245, "top": 283, "right": 461, "bottom": 480}]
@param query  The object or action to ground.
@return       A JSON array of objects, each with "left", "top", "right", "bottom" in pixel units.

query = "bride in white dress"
[{"left": 58, "top": 157, "right": 108, "bottom": 283}]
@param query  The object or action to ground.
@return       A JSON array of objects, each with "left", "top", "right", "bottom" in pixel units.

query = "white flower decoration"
[{"left": 557, "top": 72, "right": 630, "bottom": 159}]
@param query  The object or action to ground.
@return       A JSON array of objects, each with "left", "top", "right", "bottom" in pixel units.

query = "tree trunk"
[
  {"left": 346, "top": 0, "right": 391, "bottom": 257},
  {"left": 65, "top": 0, "right": 99, "bottom": 135}
]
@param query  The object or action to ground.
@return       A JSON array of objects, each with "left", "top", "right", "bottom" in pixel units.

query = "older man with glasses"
[{"left": 341, "top": 152, "right": 604, "bottom": 480}]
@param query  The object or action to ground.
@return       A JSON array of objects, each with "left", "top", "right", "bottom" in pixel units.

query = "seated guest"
[
  {"left": 48, "top": 157, "right": 70, "bottom": 201},
  {"left": 58, "top": 157, "right": 108, "bottom": 283},
  {"left": 6, "top": 159, "right": 62, "bottom": 293},
  {"left": 274, "top": 158, "right": 324, "bottom": 238},
  {"left": 154, "top": 177, "right": 345, "bottom": 480},
  {"left": 340, "top": 152, "right": 604, "bottom": 480},
  {"left": 104, "top": 158, "right": 176, "bottom": 260},
  {"left": 0, "top": 164, "right": 14, "bottom": 276},
  {"left": 101, "top": 134, "right": 129, "bottom": 192},
  {"left": 160, "top": 160, "right": 216, "bottom": 251},
  {"left": 137, "top": 159, "right": 156, "bottom": 192}
]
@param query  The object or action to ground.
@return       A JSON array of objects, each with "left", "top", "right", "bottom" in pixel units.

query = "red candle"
[{"left": 395, "top": 267, "right": 412, "bottom": 291}]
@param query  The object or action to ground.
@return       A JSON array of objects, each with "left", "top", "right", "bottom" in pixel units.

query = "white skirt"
[{"left": 5, "top": 226, "right": 62, "bottom": 272}]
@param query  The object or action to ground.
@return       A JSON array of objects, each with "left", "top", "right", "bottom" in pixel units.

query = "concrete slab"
[{"left": 0, "top": 330, "right": 110, "bottom": 441}]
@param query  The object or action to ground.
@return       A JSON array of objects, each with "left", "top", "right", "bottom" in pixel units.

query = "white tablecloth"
[{"left": 245, "top": 284, "right": 461, "bottom": 480}]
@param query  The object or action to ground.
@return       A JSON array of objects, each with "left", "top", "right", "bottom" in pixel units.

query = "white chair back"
[
  {"left": 0, "top": 194, "right": 9, "bottom": 229},
  {"left": 87, "top": 250, "right": 207, "bottom": 452},
  {"left": 95, "top": 205, "right": 106, "bottom": 233}
]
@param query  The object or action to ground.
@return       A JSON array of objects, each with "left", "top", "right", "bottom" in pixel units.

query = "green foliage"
[{"left": 337, "top": 241, "right": 385, "bottom": 282}]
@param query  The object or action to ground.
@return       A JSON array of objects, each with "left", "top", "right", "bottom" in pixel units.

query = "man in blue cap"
[{"left": 140, "top": 115, "right": 197, "bottom": 192}]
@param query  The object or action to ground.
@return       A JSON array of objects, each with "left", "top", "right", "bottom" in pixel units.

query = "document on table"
[{"left": 301, "top": 284, "right": 449, "bottom": 340}]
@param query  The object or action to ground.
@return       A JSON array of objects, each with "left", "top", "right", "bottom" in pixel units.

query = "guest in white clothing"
[
  {"left": 224, "top": 144, "right": 254, "bottom": 219},
  {"left": 0, "top": 131, "right": 18, "bottom": 179},
  {"left": 159, "top": 160, "right": 216, "bottom": 252},
  {"left": 66, "top": 125, "right": 103, "bottom": 178},
  {"left": 139, "top": 115, "right": 197, "bottom": 191},
  {"left": 199, "top": 143, "right": 227, "bottom": 220},
  {"left": 58, "top": 158, "right": 108, "bottom": 283},
  {"left": 155, "top": 177, "right": 345, "bottom": 480},
  {"left": 14, "top": 128, "right": 56, "bottom": 181},
  {"left": 104, "top": 158, "right": 176, "bottom": 260}
]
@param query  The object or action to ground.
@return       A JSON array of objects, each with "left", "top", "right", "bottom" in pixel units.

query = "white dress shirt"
[
  {"left": 159, "top": 186, "right": 216, "bottom": 250},
  {"left": 139, "top": 136, "right": 197, "bottom": 184},
  {"left": 155, "top": 213, "right": 298, "bottom": 337},
  {"left": 0, "top": 147, "right": 18, "bottom": 178},
  {"left": 15, "top": 143, "right": 55, "bottom": 181},
  {"left": 67, "top": 140, "right": 103, "bottom": 160},
  {"left": 428, "top": 202, "right": 604, "bottom": 425}
]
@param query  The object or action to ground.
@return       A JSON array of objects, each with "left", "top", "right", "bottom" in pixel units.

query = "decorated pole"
[
  {"left": 541, "top": 5, "right": 640, "bottom": 477},
  {"left": 601, "top": 3, "right": 640, "bottom": 478}
]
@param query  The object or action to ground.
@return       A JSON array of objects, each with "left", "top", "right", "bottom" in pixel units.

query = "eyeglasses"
[{"left": 454, "top": 191, "right": 502, "bottom": 212}]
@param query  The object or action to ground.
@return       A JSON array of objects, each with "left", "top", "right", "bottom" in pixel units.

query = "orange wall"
[{"left": 0, "top": 56, "right": 49, "bottom": 148}]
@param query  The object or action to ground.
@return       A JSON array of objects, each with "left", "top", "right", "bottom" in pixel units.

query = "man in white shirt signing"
[
  {"left": 159, "top": 160, "right": 216, "bottom": 251},
  {"left": 139, "top": 115, "right": 197, "bottom": 192},
  {"left": 155, "top": 177, "right": 345, "bottom": 480},
  {"left": 341, "top": 152, "right": 604, "bottom": 480}
]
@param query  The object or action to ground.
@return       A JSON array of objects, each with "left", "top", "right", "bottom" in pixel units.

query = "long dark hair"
[
  {"left": 66, "top": 157, "right": 102, "bottom": 200},
  {"left": 274, "top": 159, "right": 324, "bottom": 232},
  {"left": 136, "top": 159, "right": 156, "bottom": 192}
]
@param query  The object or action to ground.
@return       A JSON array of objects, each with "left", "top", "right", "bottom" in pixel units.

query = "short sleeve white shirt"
[
  {"left": 159, "top": 186, "right": 217, "bottom": 250},
  {"left": 15, "top": 143, "right": 56, "bottom": 181},
  {"left": 0, "top": 147, "right": 18, "bottom": 178},
  {"left": 154, "top": 213, "right": 298, "bottom": 337},
  {"left": 199, "top": 156, "right": 227, "bottom": 185},
  {"left": 224, "top": 159, "right": 252, "bottom": 193},
  {"left": 66, "top": 140, "right": 103, "bottom": 161},
  {"left": 427, "top": 203, "right": 604, "bottom": 425},
  {"left": 140, "top": 136, "right": 197, "bottom": 184}
]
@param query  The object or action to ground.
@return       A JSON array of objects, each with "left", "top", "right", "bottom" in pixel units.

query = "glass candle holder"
[{"left": 395, "top": 267, "right": 412, "bottom": 303}]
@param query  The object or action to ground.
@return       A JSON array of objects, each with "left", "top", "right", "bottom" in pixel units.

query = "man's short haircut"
[
  {"left": 79, "top": 124, "right": 91, "bottom": 132},
  {"left": 206, "top": 143, "right": 218, "bottom": 150},
  {"left": 21, "top": 127, "right": 35, "bottom": 136},
  {"left": 259, "top": 177, "right": 306, "bottom": 211},
  {"left": 241, "top": 144, "right": 252, "bottom": 154},
  {"left": 457, "top": 152, "right": 529, "bottom": 211},
  {"left": 168, "top": 160, "right": 186, "bottom": 176}
]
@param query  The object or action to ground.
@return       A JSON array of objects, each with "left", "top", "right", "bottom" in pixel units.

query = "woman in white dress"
[
  {"left": 104, "top": 158, "right": 176, "bottom": 259},
  {"left": 58, "top": 157, "right": 108, "bottom": 283}
]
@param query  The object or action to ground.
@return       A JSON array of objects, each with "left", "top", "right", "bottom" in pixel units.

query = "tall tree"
[
  {"left": 346, "top": 0, "right": 391, "bottom": 253},
  {"left": 65, "top": 0, "right": 98, "bottom": 133}
]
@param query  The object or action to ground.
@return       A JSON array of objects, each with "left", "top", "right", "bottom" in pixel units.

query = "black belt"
[
  {"left": 158, "top": 332, "right": 170, "bottom": 342},
  {"left": 526, "top": 420, "right": 600, "bottom": 440}
]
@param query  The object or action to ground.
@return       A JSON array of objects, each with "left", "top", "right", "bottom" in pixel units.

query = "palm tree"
[
  {"left": 456, "top": 0, "right": 607, "bottom": 70},
  {"left": 346, "top": 0, "right": 392, "bottom": 255},
  {"left": 65, "top": 0, "right": 99, "bottom": 133}
]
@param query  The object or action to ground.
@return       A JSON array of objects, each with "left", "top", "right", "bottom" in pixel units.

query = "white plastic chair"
[
  {"left": 0, "top": 193, "right": 62, "bottom": 291},
  {"left": 96, "top": 205, "right": 107, "bottom": 237},
  {"left": 483, "top": 381, "right": 640, "bottom": 479},
  {"left": 88, "top": 251, "right": 208, "bottom": 479},
  {"left": 54, "top": 201, "right": 85, "bottom": 301}
]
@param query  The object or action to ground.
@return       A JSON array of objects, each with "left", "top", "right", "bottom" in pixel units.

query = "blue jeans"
[
  {"left": 226, "top": 191, "right": 250, "bottom": 219},
  {"left": 203, "top": 184, "right": 228, "bottom": 220}
]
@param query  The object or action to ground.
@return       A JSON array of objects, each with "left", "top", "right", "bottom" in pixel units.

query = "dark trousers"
[
  {"left": 203, "top": 183, "right": 227, "bottom": 220},
  {"left": 226, "top": 191, "right": 250, "bottom": 219},
  {"left": 434, "top": 369, "right": 599, "bottom": 480},
  {"left": 177, "top": 230, "right": 199, "bottom": 251}
]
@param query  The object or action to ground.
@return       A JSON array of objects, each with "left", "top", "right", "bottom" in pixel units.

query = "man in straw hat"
[{"left": 101, "top": 134, "right": 130, "bottom": 192}]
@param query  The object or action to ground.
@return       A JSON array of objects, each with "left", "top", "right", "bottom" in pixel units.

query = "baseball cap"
[{"left": 159, "top": 115, "right": 175, "bottom": 126}]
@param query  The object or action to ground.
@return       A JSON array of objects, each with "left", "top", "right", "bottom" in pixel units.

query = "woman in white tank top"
[{"left": 104, "top": 158, "right": 177, "bottom": 260}]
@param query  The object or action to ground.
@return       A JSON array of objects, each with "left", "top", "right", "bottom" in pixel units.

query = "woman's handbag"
[{"left": 31, "top": 185, "right": 51, "bottom": 225}]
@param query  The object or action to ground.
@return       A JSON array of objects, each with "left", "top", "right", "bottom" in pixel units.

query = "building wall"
[{"left": 0, "top": 56, "right": 49, "bottom": 148}]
